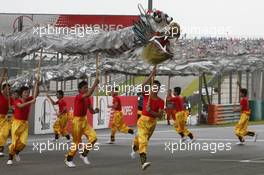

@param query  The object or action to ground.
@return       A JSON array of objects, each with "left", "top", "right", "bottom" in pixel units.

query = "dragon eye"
[
  {"left": 154, "top": 15, "right": 162, "bottom": 23},
  {"left": 166, "top": 16, "right": 173, "bottom": 24},
  {"left": 148, "top": 11, "right": 154, "bottom": 17}
]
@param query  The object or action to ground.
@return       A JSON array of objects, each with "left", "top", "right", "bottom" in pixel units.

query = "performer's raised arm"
[
  {"left": 142, "top": 66, "right": 156, "bottom": 94},
  {"left": 81, "top": 78, "right": 100, "bottom": 99}
]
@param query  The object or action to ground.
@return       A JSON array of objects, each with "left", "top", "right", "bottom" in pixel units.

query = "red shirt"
[
  {"left": 240, "top": 97, "right": 250, "bottom": 112},
  {"left": 0, "top": 92, "right": 14, "bottom": 115},
  {"left": 166, "top": 95, "right": 173, "bottom": 102},
  {"left": 112, "top": 96, "right": 122, "bottom": 111},
  {"left": 166, "top": 95, "right": 176, "bottom": 110},
  {"left": 142, "top": 94, "right": 164, "bottom": 118},
  {"left": 171, "top": 96, "right": 184, "bottom": 112},
  {"left": 14, "top": 96, "right": 33, "bottom": 121},
  {"left": 56, "top": 98, "right": 67, "bottom": 113},
  {"left": 73, "top": 93, "right": 91, "bottom": 117}
]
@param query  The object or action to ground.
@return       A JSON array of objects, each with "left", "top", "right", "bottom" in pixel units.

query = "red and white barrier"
[
  {"left": 33, "top": 96, "right": 138, "bottom": 134},
  {"left": 34, "top": 96, "right": 58, "bottom": 134}
]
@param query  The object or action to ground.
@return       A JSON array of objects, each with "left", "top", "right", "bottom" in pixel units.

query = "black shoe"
[
  {"left": 107, "top": 136, "right": 115, "bottom": 144},
  {"left": 128, "top": 129, "right": 134, "bottom": 135},
  {"left": 65, "top": 135, "right": 71, "bottom": 140},
  {"left": 188, "top": 133, "right": 194, "bottom": 140}
]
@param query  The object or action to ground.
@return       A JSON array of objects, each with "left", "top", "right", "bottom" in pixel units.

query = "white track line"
[
  {"left": 154, "top": 128, "right": 264, "bottom": 133},
  {"left": 201, "top": 158, "right": 264, "bottom": 164},
  {"left": 13, "top": 125, "right": 264, "bottom": 144},
  {"left": 25, "top": 136, "right": 264, "bottom": 145},
  {"left": 97, "top": 137, "right": 264, "bottom": 142}
]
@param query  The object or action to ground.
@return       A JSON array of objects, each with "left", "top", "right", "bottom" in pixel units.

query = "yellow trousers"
[
  {"left": 0, "top": 115, "right": 6, "bottom": 128},
  {"left": 235, "top": 112, "right": 252, "bottom": 138},
  {"left": 174, "top": 111, "right": 191, "bottom": 136},
  {"left": 9, "top": 119, "right": 28, "bottom": 156},
  {"left": 67, "top": 117, "right": 97, "bottom": 157},
  {"left": 0, "top": 115, "right": 12, "bottom": 147},
  {"left": 133, "top": 115, "right": 157, "bottom": 154},
  {"left": 111, "top": 111, "right": 130, "bottom": 136},
  {"left": 184, "top": 110, "right": 189, "bottom": 122},
  {"left": 53, "top": 113, "right": 69, "bottom": 136}
]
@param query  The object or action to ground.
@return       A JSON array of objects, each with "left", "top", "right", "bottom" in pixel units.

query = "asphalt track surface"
[{"left": 0, "top": 124, "right": 263, "bottom": 175}]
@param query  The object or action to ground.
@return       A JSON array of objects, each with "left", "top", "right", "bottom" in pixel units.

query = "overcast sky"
[{"left": 0, "top": 0, "right": 263, "bottom": 37}]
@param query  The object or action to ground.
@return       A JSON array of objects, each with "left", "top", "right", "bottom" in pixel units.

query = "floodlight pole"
[
  {"left": 18, "top": 16, "right": 23, "bottom": 75},
  {"left": 148, "top": 0, "right": 153, "bottom": 11},
  {"left": 18, "top": 16, "right": 23, "bottom": 32}
]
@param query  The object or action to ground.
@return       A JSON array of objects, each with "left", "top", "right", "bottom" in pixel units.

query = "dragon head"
[{"left": 133, "top": 4, "right": 181, "bottom": 65}]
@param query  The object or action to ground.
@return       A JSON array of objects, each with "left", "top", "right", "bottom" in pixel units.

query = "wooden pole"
[
  {"left": 34, "top": 49, "right": 43, "bottom": 98},
  {"left": 132, "top": 75, "right": 135, "bottom": 96},
  {"left": 4, "top": 67, "right": 11, "bottom": 108},
  {"left": 147, "top": 65, "right": 156, "bottom": 107},
  {"left": 235, "top": 76, "right": 239, "bottom": 102},
  {"left": 168, "top": 76, "right": 171, "bottom": 90},
  {"left": 96, "top": 53, "right": 99, "bottom": 108},
  {"left": 5, "top": 67, "right": 13, "bottom": 119},
  {"left": 234, "top": 72, "right": 239, "bottom": 111},
  {"left": 45, "top": 85, "right": 59, "bottom": 116},
  {"left": 105, "top": 72, "right": 109, "bottom": 106}
]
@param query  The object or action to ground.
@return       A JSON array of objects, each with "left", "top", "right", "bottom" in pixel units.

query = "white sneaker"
[
  {"left": 7, "top": 160, "right": 13, "bottom": 165},
  {"left": 130, "top": 151, "right": 136, "bottom": 159},
  {"left": 65, "top": 160, "right": 76, "bottom": 168},
  {"left": 15, "top": 154, "right": 20, "bottom": 162},
  {"left": 236, "top": 142, "right": 245, "bottom": 145},
  {"left": 0, "top": 152, "right": 4, "bottom": 157},
  {"left": 142, "top": 162, "right": 151, "bottom": 170},
  {"left": 253, "top": 133, "right": 258, "bottom": 142},
  {"left": 79, "top": 155, "right": 90, "bottom": 165},
  {"left": 106, "top": 140, "right": 114, "bottom": 144},
  {"left": 180, "top": 137, "right": 187, "bottom": 142},
  {"left": 130, "top": 145, "right": 136, "bottom": 159}
]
